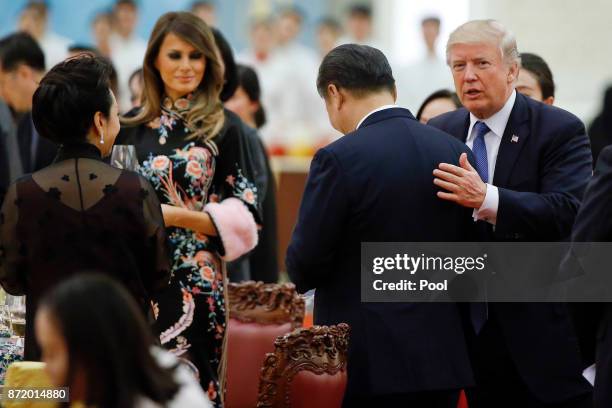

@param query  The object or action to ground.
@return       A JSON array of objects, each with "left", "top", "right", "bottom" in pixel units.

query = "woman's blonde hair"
[{"left": 122, "top": 11, "right": 225, "bottom": 140}]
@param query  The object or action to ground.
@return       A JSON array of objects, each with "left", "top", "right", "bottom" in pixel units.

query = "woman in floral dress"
[{"left": 117, "top": 12, "right": 260, "bottom": 407}]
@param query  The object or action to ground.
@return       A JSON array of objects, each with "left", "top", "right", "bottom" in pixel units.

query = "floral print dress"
[{"left": 117, "top": 95, "right": 260, "bottom": 406}]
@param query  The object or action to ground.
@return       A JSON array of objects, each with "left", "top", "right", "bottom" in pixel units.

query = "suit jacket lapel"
[{"left": 492, "top": 93, "right": 530, "bottom": 188}]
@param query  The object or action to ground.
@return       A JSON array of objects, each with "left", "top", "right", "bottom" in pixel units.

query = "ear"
[
  {"left": 93, "top": 111, "right": 105, "bottom": 135},
  {"left": 543, "top": 96, "right": 554, "bottom": 106},
  {"left": 16, "top": 64, "right": 32, "bottom": 80},
  {"left": 508, "top": 62, "right": 519, "bottom": 83},
  {"left": 327, "top": 83, "right": 343, "bottom": 110}
]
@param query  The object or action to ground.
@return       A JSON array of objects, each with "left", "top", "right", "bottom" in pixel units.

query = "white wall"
[
  {"left": 375, "top": 0, "right": 612, "bottom": 123},
  {"left": 470, "top": 0, "right": 612, "bottom": 122}
]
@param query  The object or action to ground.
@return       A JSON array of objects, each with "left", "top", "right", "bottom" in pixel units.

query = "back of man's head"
[
  {"left": 317, "top": 44, "right": 395, "bottom": 98},
  {"left": 520, "top": 52, "right": 555, "bottom": 99},
  {"left": 0, "top": 32, "right": 45, "bottom": 72}
]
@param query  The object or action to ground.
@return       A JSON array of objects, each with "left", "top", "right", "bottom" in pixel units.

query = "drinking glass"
[{"left": 110, "top": 145, "right": 139, "bottom": 171}]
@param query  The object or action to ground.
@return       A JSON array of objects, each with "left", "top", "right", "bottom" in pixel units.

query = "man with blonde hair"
[{"left": 429, "top": 20, "right": 593, "bottom": 407}]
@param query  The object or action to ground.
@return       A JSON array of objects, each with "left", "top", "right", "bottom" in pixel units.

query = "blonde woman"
[{"left": 118, "top": 12, "right": 260, "bottom": 406}]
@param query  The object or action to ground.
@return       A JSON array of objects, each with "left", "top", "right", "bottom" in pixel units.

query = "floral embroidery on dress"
[
  {"left": 231, "top": 167, "right": 258, "bottom": 206},
  {"left": 140, "top": 143, "right": 215, "bottom": 209},
  {"left": 159, "top": 287, "right": 196, "bottom": 345}
]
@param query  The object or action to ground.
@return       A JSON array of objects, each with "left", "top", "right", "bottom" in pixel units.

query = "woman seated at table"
[
  {"left": 0, "top": 55, "right": 171, "bottom": 360},
  {"left": 35, "top": 274, "right": 212, "bottom": 408}
]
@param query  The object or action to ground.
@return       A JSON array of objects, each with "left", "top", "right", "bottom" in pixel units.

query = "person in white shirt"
[
  {"left": 109, "top": 0, "right": 147, "bottom": 112},
  {"left": 190, "top": 1, "right": 217, "bottom": 27},
  {"left": 239, "top": 13, "right": 333, "bottom": 149},
  {"left": 396, "top": 16, "right": 454, "bottom": 112},
  {"left": 316, "top": 17, "right": 342, "bottom": 58},
  {"left": 18, "top": 2, "right": 70, "bottom": 69}
]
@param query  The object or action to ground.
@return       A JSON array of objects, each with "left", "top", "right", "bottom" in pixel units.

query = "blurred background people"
[
  {"left": 18, "top": 1, "right": 70, "bottom": 69},
  {"left": 191, "top": 1, "right": 217, "bottom": 27},
  {"left": 0, "top": 55, "right": 171, "bottom": 361},
  {"left": 517, "top": 52, "right": 555, "bottom": 105},
  {"left": 340, "top": 4, "right": 379, "bottom": 48},
  {"left": 109, "top": 0, "right": 147, "bottom": 112},
  {"left": 589, "top": 86, "right": 612, "bottom": 165},
  {"left": 226, "top": 64, "right": 279, "bottom": 283},
  {"left": 396, "top": 16, "right": 453, "bottom": 112},
  {"left": 91, "top": 11, "right": 114, "bottom": 58},
  {"left": 416, "top": 89, "right": 461, "bottom": 124},
  {"left": 118, "top": 12, "right": 261, "bottom": 404},
  {"left": 36, "top": 274, "right": 212, "bottom": 408},
  {"left": 0, "top": 32, "right": 56, "bottom": 179},
  {"left": 128, "top": 67, "right": 144, "bottom": 109},
  {"left": 316, "top": 17, "right": 342, "bottom": 58}
]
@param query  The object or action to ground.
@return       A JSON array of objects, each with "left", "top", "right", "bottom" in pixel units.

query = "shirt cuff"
[{"left": 472, "top": 184, "right": 499, "bottom": 225}]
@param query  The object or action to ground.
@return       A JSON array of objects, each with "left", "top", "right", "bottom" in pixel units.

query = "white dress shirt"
[
  {"left": 356, "top": 104, "right": 398, "bottom": 130},
  {"left": 466, "top": 90, "right": 516, "bottom": 225}
]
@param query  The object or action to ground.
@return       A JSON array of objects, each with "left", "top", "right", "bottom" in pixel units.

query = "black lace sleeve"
[
  {"left": 203, "top": 112, "right": 262, "bottom": 261},
  {"left": 211, "top": 114, "right": 262, "bottom": 222},
  {"left": 137, "top": 174, "right": 172, "bottom": 294},
  {"left": 0, "top": 182, "right": 27, "bottom": 295}
]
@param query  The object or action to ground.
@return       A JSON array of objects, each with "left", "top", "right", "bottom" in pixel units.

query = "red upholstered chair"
[
  {"left": 256, "top": 323, "right": 350, "bottom": 408},
  {"left": 226, "top": 281, "right": 305, "bottom": 408}
]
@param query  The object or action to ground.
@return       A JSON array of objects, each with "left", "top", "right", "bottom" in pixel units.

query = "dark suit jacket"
[
  {"left": 571, "top": 145, "right": 612, "bottom": 408},
  {"left": 17, "top": 112, "right": 57, "bottom": 174},
  {"left": 429, "top": 92, "right": 593, "bottom": 402},
  {"left": 0, "top": 129, "right": 9, "bottom": 205},
  {"left": 287, "top": 108, "right": 476, "bottom": 398}
]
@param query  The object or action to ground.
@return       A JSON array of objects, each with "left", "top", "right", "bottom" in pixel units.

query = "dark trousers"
[
  {"left": 343, "top": 390, "right": 459, "bottom": 408},
  {"left": 466, "top": 316, "right": 592, "bottom": 408}
]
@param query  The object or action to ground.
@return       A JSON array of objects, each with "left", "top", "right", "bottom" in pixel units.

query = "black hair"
[
  {"left": 318, "top": 17, "right": 342, "bottom": 32},
  {"left": 416, "top": 89, "right": 462, "bottom": 121},
  {"left": 421, "top": 16, "right": 441, "bottom": 26},
  {"left": 32, "top": 55, "right": 113, "bottom": 144},
  {"left": 190, "top": 0, "right": 215, "bottom": 10},
  {"left": 317, "top": 44, "right": 395, "bottom": 98},
  {"left": 236, "top": 64, "right": 266, "bottom": 128},
  {"left": 38, "top": 274, "right": 179, "bottom": 408},
  {"left": 348, "top": 4, "right": 372, "bottom": 18},
  {"left": 115, "top": 0, "right": 138, "bottom": 9},
  {"left": 520, "top": 52, "right": 555, "bottom": 99},
  {"left": 68, "top": 44, "right": 100, "bottom": 55},
  {"left": 0, "top": 32, "right": 45, "bottom": 72},
  {"left": 21, "top": 1, "right": 48, "bottom": 16},
  {"left": 212, "top": 28, "right": 239, "bottom": 102}
]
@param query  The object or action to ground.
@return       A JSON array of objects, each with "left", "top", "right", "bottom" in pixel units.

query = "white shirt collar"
[
  {"left": 356, "top": 104, "right": 398, "bottom": 130},
  {"left": 467, "top": 90, "right": 516, "bottom": 140}
]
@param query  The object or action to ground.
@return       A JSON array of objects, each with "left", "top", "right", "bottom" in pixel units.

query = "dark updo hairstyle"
[
  {"left": 32, "top": 54, "right": 113, "bottom": 145},
  {"left": 236, "top": 64, "right": 266, "bottom": 128},
  {"left": 38, "top": 273, "right": 179, "bottom": 408},
  {"left": 416, "top": 89, "right": 462, "bottom": 122}
]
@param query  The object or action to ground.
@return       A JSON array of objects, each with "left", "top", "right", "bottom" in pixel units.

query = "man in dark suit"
[
  {"left": 286, "top": 44, "right": 477, "bottom": 407},
  {"left": 571, "top": 146, "right": 612, "bottom": 408},
  {"left": 0, "top": 32, "right": 56, "bottom": 204},
  {"left": 428, "top": 20, "right": 593, "bottom": 407}
]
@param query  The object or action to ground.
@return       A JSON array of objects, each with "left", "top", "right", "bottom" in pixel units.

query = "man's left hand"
[{"left": 433, "top": 153, "right": 487, "bottom": 209}]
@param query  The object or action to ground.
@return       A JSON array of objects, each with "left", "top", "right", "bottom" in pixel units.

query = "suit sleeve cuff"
[{"left": 472, "top": 184, "right": 499, "bottom": 225}]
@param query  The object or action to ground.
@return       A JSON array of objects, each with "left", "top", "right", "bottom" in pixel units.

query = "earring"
[{"left": 100, "top": 130, "right": 105, "bottom": 144}]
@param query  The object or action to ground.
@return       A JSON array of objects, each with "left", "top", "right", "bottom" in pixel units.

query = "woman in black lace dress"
[
  {"left": 0, "top": 56, "right": 171, "bottom": 360},
  {"left": 117, "top": 12, "right": 261, "bottom": 406}
]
